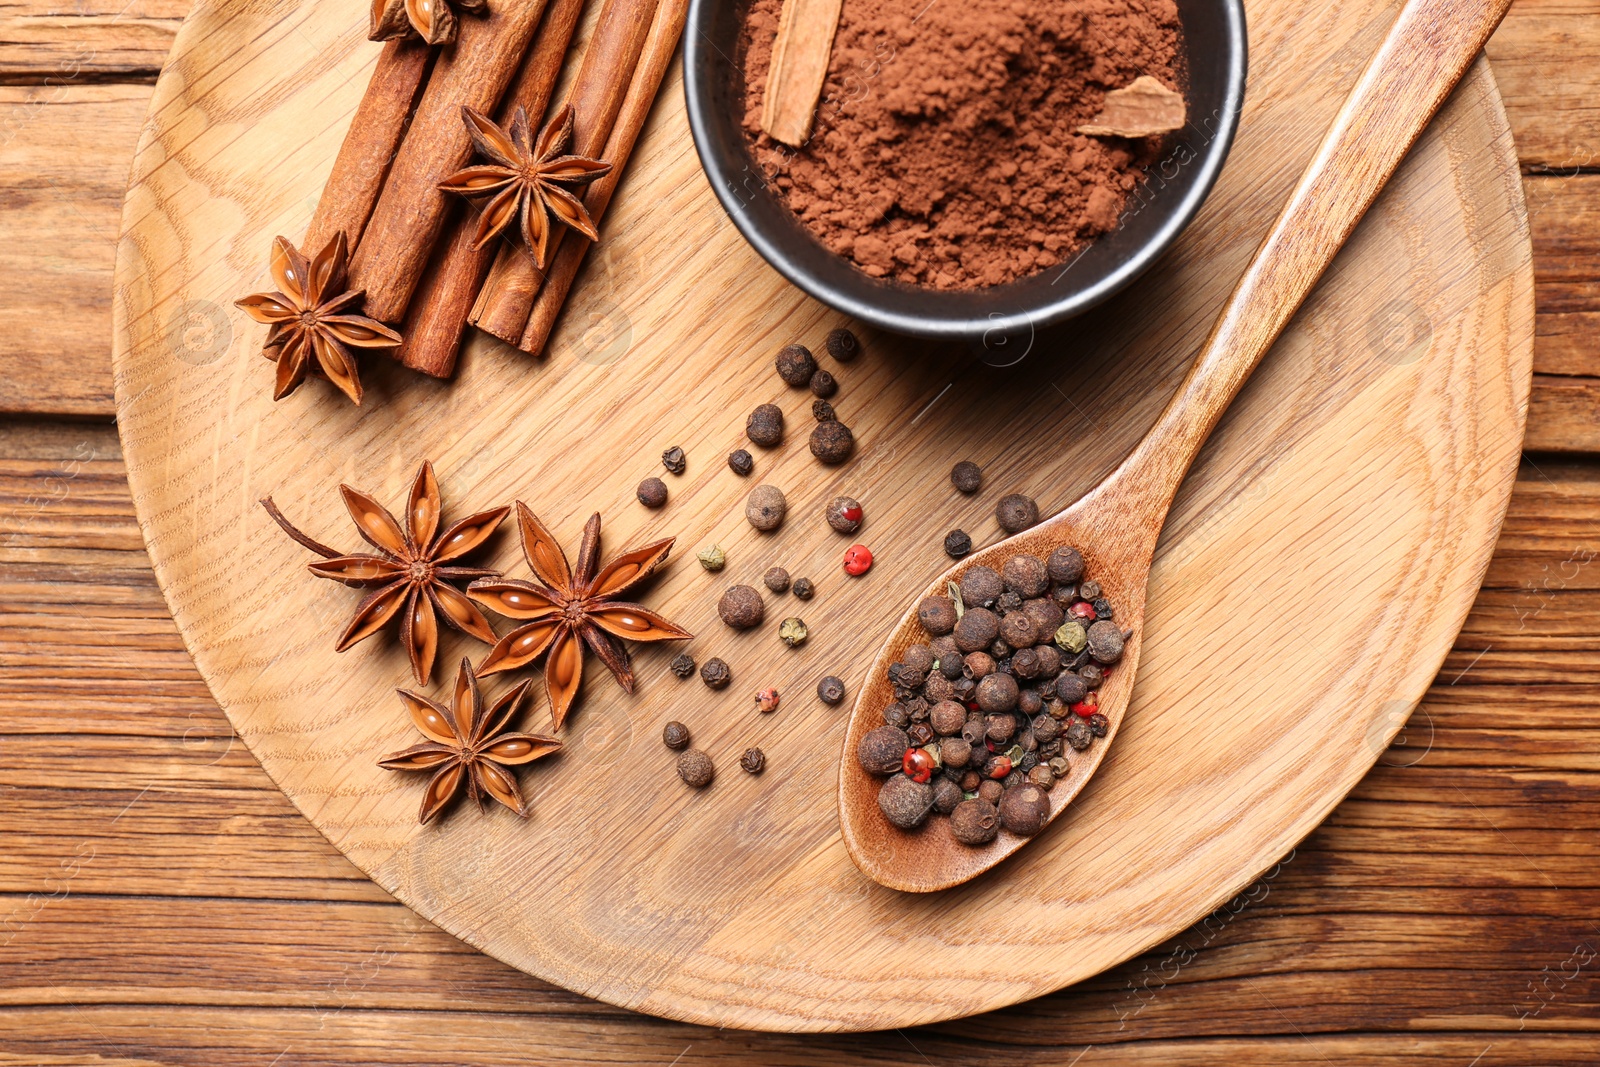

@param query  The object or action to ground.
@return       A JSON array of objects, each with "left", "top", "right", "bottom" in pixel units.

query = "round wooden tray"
[{"left": 111, "top": 0, "right": 1532, "bottom": 1033}]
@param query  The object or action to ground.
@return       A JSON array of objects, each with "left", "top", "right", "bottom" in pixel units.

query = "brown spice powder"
[{"left": 740, "top": 0, "right": 1186, "bottom": 290}]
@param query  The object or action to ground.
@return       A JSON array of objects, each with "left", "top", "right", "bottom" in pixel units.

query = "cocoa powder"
[{"left": 740, "top": 0, "right": 1186, "bottom": 290}]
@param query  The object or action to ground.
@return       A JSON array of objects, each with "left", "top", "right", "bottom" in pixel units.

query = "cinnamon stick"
[
  {"left": 347, "top": 0, "right": 554, "bottom": 325},
  {"left": 760, "top": 0, "right": 842, "bottom": 147},
  {"left": 388, "top": 0, "right": 591, "bottom": 377},
  {"left": 520, "top": 0, "right": 689, "bottom": 355},
  {"left": 470, "top": 0, "right": 660, "bottom": 343},
  {"left": 304, "top": 38, "right": 433, "bottom": 252}
]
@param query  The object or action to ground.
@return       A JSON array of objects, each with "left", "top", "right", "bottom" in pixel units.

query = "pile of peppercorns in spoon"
[{"left": 854, "top": 545, "right": 1126, "bottom": 844}]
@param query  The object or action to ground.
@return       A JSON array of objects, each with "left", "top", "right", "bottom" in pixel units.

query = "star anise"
[
  {"left": 438, "top": 104, "right": 612, "bottom": 269},
  {"left": 379, "top": 658, "right": 562, "bottom": 825},
  {"left": 468, "top": 505, "right": 691, "bottom": 729},
  {"left": 261, "top": 460, "right": 510, "bottom": 686},
  {"left": 369, "top": 0, "right": 485, "bottom": 45},
  {"left": 235, "top": 233, "right": 401, "bottom": 405}
]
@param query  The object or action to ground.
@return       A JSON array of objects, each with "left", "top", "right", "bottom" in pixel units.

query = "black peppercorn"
[
  {"left": 959, "top": 566, "right": 1004, "bottom": 608},
  {"left": 677, "top": 749, "right": 714, "bottom": 788},
  {"left": 951, "top": 798, "right": 1000, "bottom": 845},
  {"left": 728, "top": 448, "right": 754, "bottom": 476},
  {"left": 995, "top": 591, "right": 1023, "bottom": 615},
  {"left": 1011, "top": 647, "right": 1042, "bottom": 680},
  {"left": 944, "top": 529, "right": 972, "bottom": 559},
  {"left": 1017, "top": 687, "right": 1043, "bottom": 717},
  {"left": 810, "top": 369, "right": 837, "bottom": 397},
  {"left": 883, "top": 702, "right": 911, "bottom": 729},
  {"left": 763, "top": 566, "right": 791, "bottom": 593},
  {"left": 1094, "top": 598, "right": 1114, "bottom": 620},
  {"left": 717, "top": 584, "right": 765, "bottom": 629},
  {"left": 879, "top": 774, "right": 934, "bottom": 830},
  {"left": 858, "top": 725, "right": 910, "bottom": 775},
  {"left": 1065, "top": 718, "right": 1092, "bottom": 751},
  {"left": 932, "top": 777, "right": 963, "bottom": 814},
  {"left": 775, "top": 343, "right": 817, "bottom": 386},
  {"left": 917, "top": 595, "right": 957, "bottom": 636},
  {"left": 1032, "top": 714, "right": 1060, "bottom": 743},
  {"left": 817, "top": 675, "right": 846, "bottom": 705},
  {"left": 1055, "top": 673, "right": 1088, "bottom": 705},
  {"left": 950, "top": 460, "right": 983, "bottom": 494},
  {"left": 812, "top": 398, "right": 836, "bottom": 421},
  {"left": 1077, "top": 579, "right": 1102, "bottom": 600},
  {"left": 996, "top": 493, "right": 1040, "bottom": 533},
  {"left": 746, "top": 403, "right": 784, "bottom": 447},
  {"left": 1079, "top": 663, "right": 1105, "bottom": 688},
  {"left": 1089, "top": 712, "right": 1109, "bottom": 738},
  {"left": 1000, "top": 784, "right": 1050, "bottom": 836},
  {"left": 907, "top": 721, "right": 935, "bottom": 746},
  {"left": 636, "top": 476, "right": 667, "bottom": 508},
  {"left": 662, "top": 721, "right": 690, "bottom": 749},
  {"left": 825, "top": 327, "right": 860, "bottom": 362},
  {"left": 669, "top": 652, "right": 696, "bottom": 678},
  {"left": 810, "top": 420, "right": 855, "bottom": 464},
  {"left": 792, "top": 577, "right": 815, "bottom": 600},
  {"left": 1026, "top": 764, "right": 1054, "bottom": 789},
  {"left": 1047, "top": 546, "right": 1084, "bottom": 584},
  {"left": 989, "top": 640, "right": 1011, "bottom": 660},
  {"left": 740, "top": 747, "right": 766, "bottom": 774},
  {"left": 661, "top": 446, "right": 687, "bottom": 475},
  {"left": 953, "top": 607, "right": 1000, "bottom": 653},
  {"left": 700, "top": 657, "right": 731, "bottom": 689}
]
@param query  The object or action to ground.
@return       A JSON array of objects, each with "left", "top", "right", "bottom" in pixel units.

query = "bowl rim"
[{"left": 683, "top": 0, "right": 1249, "bottom": 340}]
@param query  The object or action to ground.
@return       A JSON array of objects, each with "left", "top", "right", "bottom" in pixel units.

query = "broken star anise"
[
  {"left": 438, "top": 104, "right": 612, "bottom": 269},
  {"left": 261, "top": 460, "right": 509, "bottom": 686},
  {"left": 369, "top": 0, "right": 485, "bottom": 45},
  {"left": 468, "top": 505, "right": 691, "bottom": 729},
  {"left": 379, "top": 658, "right": 562, "bottom": 825},
  {"left": 235, "top": 232, "right": 401, "bottom": 405}
]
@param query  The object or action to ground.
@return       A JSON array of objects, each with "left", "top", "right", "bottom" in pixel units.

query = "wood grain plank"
[
  {"left": 4, "top": 432, "right": 1600, "bottom": 1046},
  {"left": 1487, "top": 0, "right": 1600, "bottom": 167},
  {"left": 0, "top": 0, "right": 185, "bottom": 84},
  {"left": 0, "top": 84, "right": 150, "bottom": 416}
]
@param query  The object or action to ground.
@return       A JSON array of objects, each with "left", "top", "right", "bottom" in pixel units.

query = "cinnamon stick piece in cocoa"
[
  {"left": 760, "top": 0, "right": 842, "bottom": 147},
  {"left": 347, "top": 0, "right": 553, "bottom": 325},
  {"left": 470, "top": 0, "right": 661, "bottom": 344},
  {"left": 520, "top": 0, "right": 689, "bottom": 356},
  {"left": 389, "top": 0, "right": 591, "bottom": 377},
  {"left": 305, "top": 38, "right": 433, "bottom": 253}
]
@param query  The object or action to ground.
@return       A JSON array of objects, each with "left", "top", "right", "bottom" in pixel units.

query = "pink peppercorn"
[{"left": 843, "top": 544, "right": 874, "bottom": 576}]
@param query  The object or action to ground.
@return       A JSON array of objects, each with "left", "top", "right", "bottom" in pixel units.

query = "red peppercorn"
[
  {"left": 1068, "top": 600, "right": 1097, "bottom": 621},
  {"left": 841, "top": 502, "right": 863, "bottom": 523},
  {"left": 986, "top": 755, "right": 1013, "bottom": 779},
  {"left": 1072, "top": 694, "right": 1098, "bottom": 717},
  {"left": 755, "top": 687, "right": 780, "bottom": 713},
  {"left": 843, "top": 544, "right": 873, "bottom": 576},
  {"left": 902, "top": 747, "right": 935, "bottom": 783}
]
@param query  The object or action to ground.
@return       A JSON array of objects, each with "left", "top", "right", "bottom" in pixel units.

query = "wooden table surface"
[{"left": 2, "top": 0, "right": 1597, "bottom": 1061}]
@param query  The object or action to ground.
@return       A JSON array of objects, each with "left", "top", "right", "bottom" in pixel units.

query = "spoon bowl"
[{"left": 836, "top": 0, "right": 1516, "bottom": 892}]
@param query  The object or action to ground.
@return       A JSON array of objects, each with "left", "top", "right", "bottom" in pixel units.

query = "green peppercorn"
[
  {"left": 779, "top": 617, "right": 809, "bottom": 647},
  {"left": 697, "top": 544, "right": 726, "bottom": 571},
  {"left": 1055, "top": 620, "right": 1088, "bottom": 653}
]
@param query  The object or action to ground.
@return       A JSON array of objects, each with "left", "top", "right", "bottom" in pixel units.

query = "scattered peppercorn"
[
  {"left": 776, "top": 343, "right": 818, "bottom": 386},
  {"left": 999, "top": 783, "right": 1050, "bottom": 836},
  {"left": 700, "top": 657, "right": 731, "bottom": 689},
  {"left": 812, "top": 398, "right": 836, "bottom": 421},
  {"left": 951, "top": 461, "right": 983, "bottom": 494},
  {"left": 1065, "top": 718, "right": 1092, "bottom": 751},
  {"left": 718, "top": 585, "right": 765, "bottom": 629},
  {"left": 1078, "top": 579, "right": 1102, "bottom": 600},
  {"left": 677, "top": 749, "right": 714, "bottom": 788},
  {"left": 810, "top": 420, "right": 855, "bottom": 464},
  {"left": 778, "top": 617, "right": 809, "bottom": 647},
  {"left": 763, "top": 566, "right": 791, "bottom": 593},
  {"left": 740, "top": 747, "right": 766, "bottom": 774},
  {"left": 944, "top": 529, "right": 973, "bottom": 559},
  {"left": 669, "top": 653, "right": 696, "bottom": 678},
  {"left": 755, "top": 687, "right": 780, "bottom": 713},
  {"left": 745, "top": 484, "right": 787, "bottom": 531},
  {"left": 825, "top": 327, "right": 860, "bottom": 362},
  {"left": 746, "top": 403, "right": 784, "bottom": 447},
  {"left": 996, "top": 493, "right": 1040, "bottom": 533},
  {"left": 636, "top": 477, "right": 667, "bottom": 508},
  {"left": 661, "top": 446, "right": 687, "bottom": 475},
  {"left": 697, "top": 544, "right": 726, "bottom": 571},
  {"left": 792, "top": 577, "right": 815, "bottom": 600},
  {"left": 807, "top": 366, "right": 837, "bottom": 399},
  {"left": 728, "top": 448, "right": 754, "bottom": 476},
  {"left": 842, "top": 544, "right": 873, "bottom": 576},
  {"left": 817, "top": 675, "right": 846, "bottom": 705},
  {"left": 826, "top": 495, "right": 863, "bottom": 534},
  {"left": 662, "top": 721, "right": 690, "bottom": 749}
]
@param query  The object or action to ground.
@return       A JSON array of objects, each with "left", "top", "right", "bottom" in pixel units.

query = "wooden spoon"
[{"left": 838, "top": 0, "right": 1515, "bottom": 893}]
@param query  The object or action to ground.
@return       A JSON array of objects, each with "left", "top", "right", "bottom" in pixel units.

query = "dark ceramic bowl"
[{"left": 683, "top": 0, "right": 1247, "bottom": 341}]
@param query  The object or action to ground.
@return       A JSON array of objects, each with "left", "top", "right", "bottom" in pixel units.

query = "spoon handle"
[{"left": 1109, "top": 0, "right": 1514, "bottom": 510}]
